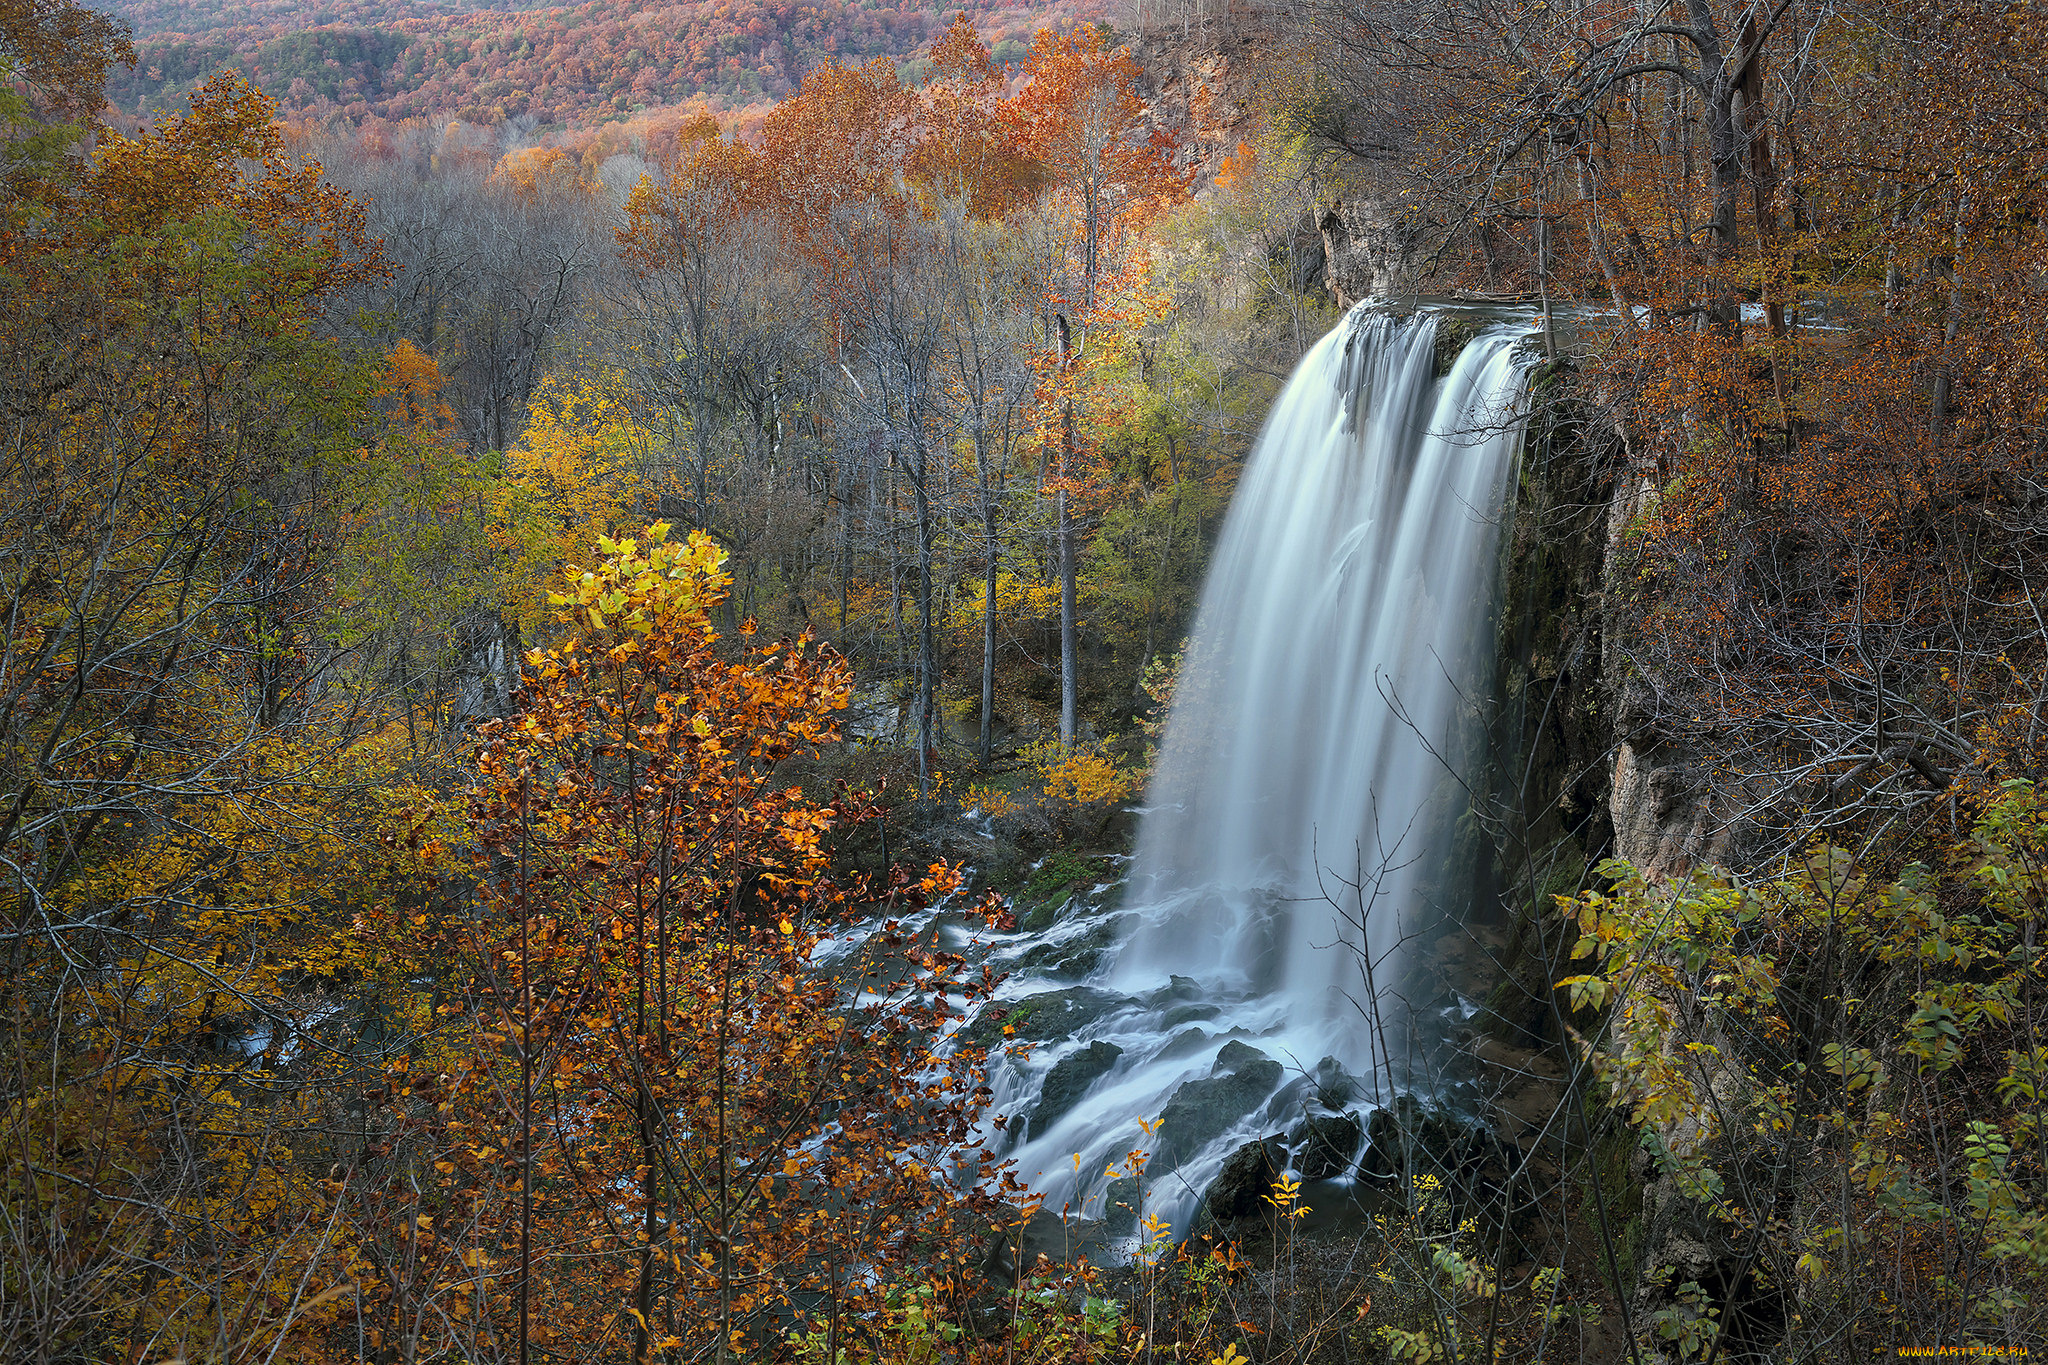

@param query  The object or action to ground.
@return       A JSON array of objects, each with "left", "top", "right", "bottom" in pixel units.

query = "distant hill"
[
  {"left": 107, "top": 0, "right": 543, "bottom": 41},
  {"left": 97, "top": 0, "right": 1106, "bottom": 128}
]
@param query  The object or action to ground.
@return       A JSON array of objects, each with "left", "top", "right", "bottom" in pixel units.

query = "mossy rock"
[
  {"left": 1204, "top": 1137, "right": 1285, "bottom": 1222},
  {"left": 1017, "top": 897, "right": 1071, "bottom": 934},
  {"left": 1029, "top": 1040, "right": 1125, "bottom": 1138},
  {"left": 1577, "top": 1122, "right": 1646, "bottom": 1297},
  {"left": 1292, "top": 1112, "right": 1364, "bottom": 1181},
  {"left": 1011, "top": 849, "right": 1105, "bottom": 928},
  {"left": 962, "top": 986, "right": 1134, "bottom": 1049},
  {"left": 1434, "top": 316, "right": 1484, "bottom": 377},
  {"left": 1152, "top": 1041, "right": 1284, "bottom": 1174},
  {"left": 967, "top": 840, "right": 1029, "bottom": 897},
  {"left": 1011, "top": 911, "right": 1132, "bottom": 979},
  {"left": 1101, "top": 1172, "right": 1142, "bottom": 1236}
]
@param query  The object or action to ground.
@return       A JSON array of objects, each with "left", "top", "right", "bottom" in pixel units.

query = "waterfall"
[{"left": 981, "top": 303, "right": 1538, "bottom": 1235}]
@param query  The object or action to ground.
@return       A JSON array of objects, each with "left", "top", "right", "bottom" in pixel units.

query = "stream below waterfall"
[{"left": 828, "top": 300, "right": 1544, "bottom": 1245}]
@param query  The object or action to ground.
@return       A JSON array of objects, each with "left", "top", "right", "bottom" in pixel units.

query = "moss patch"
[
  {"left": 1434, "top": 315, "right": 1484, "bottom": 377},
  {"left": 1576, "top": 1120, "right": 1646, "bottom": 1300},
  {"left": 1014, "top": 849, "right": 1110, "bottom": 931}
]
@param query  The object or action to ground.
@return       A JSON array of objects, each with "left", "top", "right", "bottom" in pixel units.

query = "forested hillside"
[
  {"left": 9, "top": 0, "right": 2048, "bottom": 1358},
  {"left": 107, "top": 0, "right": 530, "bottom": 43},
  {"left": 101, "top": 0, "right": 1109, "bottom": 124},
  {"left": 2, "top": 2, "right": 1310, "bottom": 1359}
]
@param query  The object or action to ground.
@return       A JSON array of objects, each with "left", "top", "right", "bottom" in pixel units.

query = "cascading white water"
[{"left": 980, "top": 304, "right": 1538, "bottom": 1235}]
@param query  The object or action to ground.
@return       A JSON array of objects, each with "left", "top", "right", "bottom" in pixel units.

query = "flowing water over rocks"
[{"left": 965, "top": 302, "right": 1541, "bottom": 1238}]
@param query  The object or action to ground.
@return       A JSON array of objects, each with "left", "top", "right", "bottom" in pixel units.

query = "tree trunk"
[
  {"left": 1746, "top": 77, "right": 1786, "bottom": 341},
  {"left": 1692, "top": 3, "right": 1749, "bottom": 330},
  {"left": 1056, "top": 316, "right": 1079, "bottom": 749},
  {"left": 1059, "top": 486, "right": 1077, "bottom": 749},
  {"left": 981, "top": 503, "right": 996, "bottom": 769},
  {"left": 913, "top": 447, "right": 937, "bottom": 796},
  {"left": 1575, "top": 147, "right": 1635, "bottom": 336},
  {"left": 889, "top": 500, "right": 907, "bottom": 685},
  {"left": 633, "top": 1083, "right": 657, "bottom": 1365},
  {"left": 1534, "top": 179, "right": 1556, "bottom": 360},
  {"left": 1930, "top": 202, "right": 1968, "bottom": 441}
]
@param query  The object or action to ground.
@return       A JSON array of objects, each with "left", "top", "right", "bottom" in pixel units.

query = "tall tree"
[
  {"left": 458, "top": 525, "right": 1005, "bottom": 1364},
  {"left": 1012, "top": 24, "right": 1188, "bottom": 745},
  {"left": 0, "top": 66, "right": 434, "bottom": 1364}
]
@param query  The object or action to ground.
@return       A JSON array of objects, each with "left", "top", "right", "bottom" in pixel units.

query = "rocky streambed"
[{"left": 912, "top": 861, "right": 1577, "bottom": 1261}]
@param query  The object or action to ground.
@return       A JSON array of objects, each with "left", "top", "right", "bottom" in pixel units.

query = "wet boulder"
[
  {"left": 1157, "top": 1025, "right": 1251, "bottom": 1061},
  {"left": 1292, "top": 1112, "right": 1364, "bottom": 1182},
  {"left": 1010, "top": 915, "right": 1134, "bottom": 981},
  {"left": 1152, "top": 1041, "right": 1285, "bottom": 1174},
  {"left": 1029, "top": 1040, "right": 1124, "bottom": 1139},
  {"left": 1216, "top": 1039, "right": 1275, "bottom": 1072},
  {"left": 1159, "top": 1002, "right": 1223, "bottom": 1030},
  {"left": 1145, "top": 975, "right": 1205, "bottom": 1005},
  {"left": 1101, "top": 1172, "right": 1142, "bottom": 1236},
  {"left": 1312, "top": 1055, "right": 1363, "bottom": 1109},
  {"left": 963, "top": 986, "right": 1133, "bottom": 1049},
  {"left": 1204, "top": 1136, "right": 1285, "bottom": 1222},
  {"left": 980, "top": 1206, "right": 1116, "bottom": 1283},
  {"left": 1359, "top": 1096, "right": 1465, "bottom": 1182},
  {"left": 1358, "top": 1095, "right": 1518, "bottom": 1193}
]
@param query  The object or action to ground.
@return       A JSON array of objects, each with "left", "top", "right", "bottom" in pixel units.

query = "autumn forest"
[{"left": 6, "top": 0, "right": 2048, "bottom": 1360}]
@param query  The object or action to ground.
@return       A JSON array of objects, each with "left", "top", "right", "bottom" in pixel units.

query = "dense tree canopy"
[
  {"left": 0, "top": 6, "right": 1312, "bottom": 1360},
  {"left": 101, "top": 0, "right": 1113, "bottom": 126},
  {"left": 17, "top": 0, "right": 2048, "bottom": 1356}
]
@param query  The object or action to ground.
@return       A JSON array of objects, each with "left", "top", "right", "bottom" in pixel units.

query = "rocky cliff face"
[
  {"left": 1474, "top": 359, "right": 1617, "bottom": 1048},
  {"left": 1128, "top": 26, "right": 1257, "bottom": 183},
  {"left": 1128, "top": 20, "right": 1416, "bottom": 308},
  {"left": 1479, "top": 369, "right": 1775, "bottom": 1358},
  {"left": 1600, "top": 476, "right": 1746, "bottom": 880},
  {"left": 1317, "top": 197, "right": 1424, "bottom": 306},
  {"left": 1587, "top": 454, "right": 1772, "bottom": 1356}
]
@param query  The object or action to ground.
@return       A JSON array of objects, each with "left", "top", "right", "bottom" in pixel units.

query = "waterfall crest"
[{"left": 986, "top": 304, "right": 1537, "bottom": 1233}]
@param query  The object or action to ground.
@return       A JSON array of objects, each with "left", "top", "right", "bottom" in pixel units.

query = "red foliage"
[{"left": 103, "top": 0, "right": 1110, "bottom": 129}]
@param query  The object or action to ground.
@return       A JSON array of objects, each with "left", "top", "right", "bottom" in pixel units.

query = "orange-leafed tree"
[
  {"left": 487, "top": 144, "right": 590, "bottom": 205},
  {"left": 1026, "top": 249, "right": 1179, "bottom": 746},
  {"left": 753, "top": 56, "right": 916, "bottom": 297},
  {"left": 1006, "top": 26, "right": 1188, "bottom": 745},
  {"left": 438, "top": 525, "right": 1006, "bottom": 1364},
  {"left": 617, "top": 111, "right": 766, "bottom": 245},
  {"left": 380, "top": 336, "right": 459, "bottom": 433},
  {"left": 1011, "top": 24, "right": 1189, "bottom": 316},
  {"left": 906, "top": 14, "right": 1042, "bottom": 221},
  {"left": 0, "top": 0, "right": 130, "bottom": 122}
]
